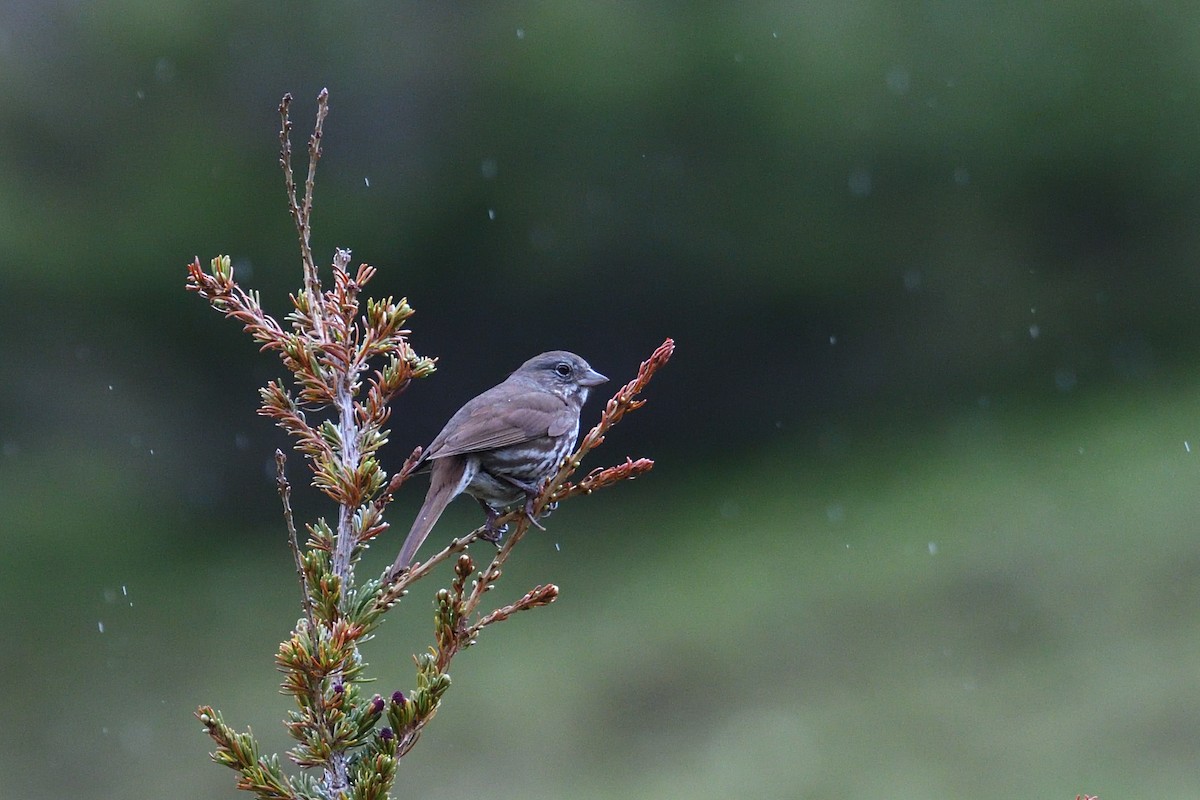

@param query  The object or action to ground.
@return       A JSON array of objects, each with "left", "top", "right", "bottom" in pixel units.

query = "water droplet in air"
[
  {"left": 1054, "top": 368, "right": 1077, "bottom": 392},
  {"left": 848, "top": 168, "right": 872, "bottom": 197},
  {"left": 154, "top": 57, "right": 175, "bottom": 83},
  {"left": 885, "top": 66, "right": 910, "bottom": 96}
]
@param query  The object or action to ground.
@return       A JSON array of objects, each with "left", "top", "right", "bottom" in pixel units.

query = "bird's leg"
[
  {"left": 500, "top": 477, "right": 548, "bottom": 531},
  {"left": 476, "top": 499, "right": 505, "bottom": 547}
]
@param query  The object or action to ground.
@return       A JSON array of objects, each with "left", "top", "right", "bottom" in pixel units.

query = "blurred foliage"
[{"left": 2, "top": 2, "right": 1200, "bottom": 798}]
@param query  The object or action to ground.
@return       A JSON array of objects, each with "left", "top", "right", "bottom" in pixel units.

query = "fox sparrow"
[{"left": 388, "top": 351, "right": 607, "bottom": 577}]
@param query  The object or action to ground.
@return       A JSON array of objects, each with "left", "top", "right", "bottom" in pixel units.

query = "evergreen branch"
[{"left": 189, "top": 91, "right": 670, "bottom": 800}]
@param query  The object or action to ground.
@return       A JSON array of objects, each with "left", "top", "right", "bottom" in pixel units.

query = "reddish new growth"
[
  {"left": 547, "top": 338, "right": 674, "bottom": 504},
  {"left": 186, "top": 253, "right": 429, "bottom": 491},
  {"left": 186, "top": 252, "right": 435, "bottom": 581}
]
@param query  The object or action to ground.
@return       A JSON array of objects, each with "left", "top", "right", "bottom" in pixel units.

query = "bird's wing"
[{"left": 425, "top": 387, "right": 571, "bottom": 459}]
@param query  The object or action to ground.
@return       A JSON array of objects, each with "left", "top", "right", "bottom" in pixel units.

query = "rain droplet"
[
  {"left": 154, "top": 57, "right": 175, "bottom": 83},
  {"left": 885, "top": 65, "right": 910, "bottom": 96},
  {"left": 848, "top": 168, "right": 872, "bottom": 197}
]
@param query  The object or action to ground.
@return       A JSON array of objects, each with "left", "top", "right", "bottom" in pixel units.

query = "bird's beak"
[{"left": 580, "top": 367, "right": 608, "bottom": 387}]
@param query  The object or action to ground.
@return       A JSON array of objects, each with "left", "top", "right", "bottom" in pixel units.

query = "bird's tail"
[{"left": 388, "top": 458, "right": 468, "bottom": 580}]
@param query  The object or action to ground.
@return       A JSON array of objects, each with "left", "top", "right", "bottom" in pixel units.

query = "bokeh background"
[{"left": 4, "top": 2, "right": 1200, "bottom": 798}]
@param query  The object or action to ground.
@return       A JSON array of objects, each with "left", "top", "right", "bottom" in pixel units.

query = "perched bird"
[{"left": 388, "top": 351, "right": 607, "bottom": 577}]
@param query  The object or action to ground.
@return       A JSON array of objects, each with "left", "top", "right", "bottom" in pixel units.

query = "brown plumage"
[{"left": 388, "top": 351, "right": 607, "bottom": 578}]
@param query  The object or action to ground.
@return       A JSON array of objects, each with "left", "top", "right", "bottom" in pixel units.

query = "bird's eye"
[{"left": 554, "top": 362, "right": 572, "bottom": 377}]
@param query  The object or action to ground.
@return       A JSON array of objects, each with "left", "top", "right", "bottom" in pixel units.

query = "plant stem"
[{"left": 275, "top": 449, "right": 315, "bottom": 624}]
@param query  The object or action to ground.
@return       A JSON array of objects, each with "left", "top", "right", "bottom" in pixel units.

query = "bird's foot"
[
  {"left": 523, "top": 493, "right": 547, "bottom": 531},
  {"left": 478, "top": 502, "right": 507, "bottom": 548}
]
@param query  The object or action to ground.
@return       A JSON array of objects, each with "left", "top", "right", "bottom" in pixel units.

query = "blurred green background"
[{"left": 3, "top": 2, "right": 1200, "bottom": 797}]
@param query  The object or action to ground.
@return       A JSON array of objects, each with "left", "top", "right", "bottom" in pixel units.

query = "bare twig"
[
  {"left": 278, "top": 89, "right": 328, "bottom": 337},
  {"left": 302, "top": 89, "right": 330, "bottom": 282},
  {"left": 275, "top": 450, "right": 314, "bottom": 624}
]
